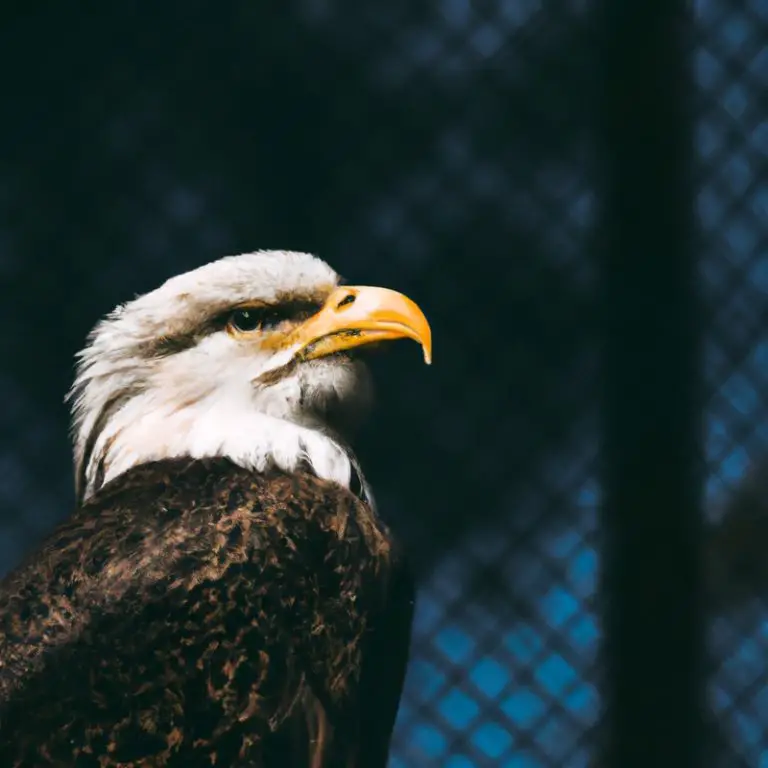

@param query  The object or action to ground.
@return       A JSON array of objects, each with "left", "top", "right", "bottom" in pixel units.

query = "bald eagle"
[{"left": 0, "top": 251, "right": 431, "bottom": 767}]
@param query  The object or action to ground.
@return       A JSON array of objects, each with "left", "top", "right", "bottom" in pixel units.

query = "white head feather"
[{"left": 68, "top": 250, "right": 375, "bottom": 504}]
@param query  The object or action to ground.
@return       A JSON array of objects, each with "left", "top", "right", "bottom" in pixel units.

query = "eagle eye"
[
  {"left": 225, "top": 300, "right": 323, "bottom": 335},
  {"left": 228, "top": 307, "right": 282, "bottom": 333}
]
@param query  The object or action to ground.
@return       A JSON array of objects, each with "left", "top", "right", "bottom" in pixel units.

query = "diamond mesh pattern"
[
  {"left": 0, "top": 3, "right": 602, "bottom": 766},
  {"left": 696, "top": 0, "right": 768, "bottom": 764}
]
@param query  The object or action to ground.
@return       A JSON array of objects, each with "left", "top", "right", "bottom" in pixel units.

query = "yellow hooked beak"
[{"left": 285, "top": 285, "right": 432, "bottom": 365}]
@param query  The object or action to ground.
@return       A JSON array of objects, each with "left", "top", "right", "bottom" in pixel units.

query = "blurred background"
[{"left": 0, "top": 1, "right": 767, "bottom": 766}]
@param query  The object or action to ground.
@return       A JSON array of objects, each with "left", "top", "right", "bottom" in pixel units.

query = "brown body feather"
[{"left": 0, "top": 458, "right": 414, "bottom": 767}]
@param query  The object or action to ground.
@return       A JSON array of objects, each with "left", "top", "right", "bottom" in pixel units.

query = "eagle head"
[{"left": 68, "top": 250, "right": 431, "bottom": 504}]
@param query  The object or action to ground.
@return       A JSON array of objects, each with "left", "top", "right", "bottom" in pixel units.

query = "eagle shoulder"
[{"left": 0, "top": 457, "right": 414, "bottom": 767}]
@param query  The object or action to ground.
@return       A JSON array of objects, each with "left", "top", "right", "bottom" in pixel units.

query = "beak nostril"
[{"left": 336, "top": 294, "right": 356, "bottom": 310}]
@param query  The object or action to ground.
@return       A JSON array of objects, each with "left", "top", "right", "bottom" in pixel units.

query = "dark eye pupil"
[
  {"left": 229, "top": 307, "right": 286, "bottom": 332},
  {"left": 227, "top": 301, "right": 322, "bottom": 334},
  {"left": 231, "top": 309, "right": 262, "bottom": 332}
]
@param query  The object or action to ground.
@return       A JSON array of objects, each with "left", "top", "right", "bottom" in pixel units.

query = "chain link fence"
[
  {"left": 0, "top": 1, "right": 766, "bottom": 766},
  {"left": 697, "top": 1, "right": 768, "bottom": 765}
]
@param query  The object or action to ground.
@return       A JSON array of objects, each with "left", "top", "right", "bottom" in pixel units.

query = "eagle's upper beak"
[{"left": 287, "top": 286, "right": 432, "bottom": 365}]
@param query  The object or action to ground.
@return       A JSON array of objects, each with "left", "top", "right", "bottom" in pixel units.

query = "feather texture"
[{"left": 0, "top": 458, "right": 414, "bottom": 767}]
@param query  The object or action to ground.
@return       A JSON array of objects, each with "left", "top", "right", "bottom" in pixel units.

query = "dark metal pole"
[{"left": 598, "top": 3, "right": 703, "bottom": 767}]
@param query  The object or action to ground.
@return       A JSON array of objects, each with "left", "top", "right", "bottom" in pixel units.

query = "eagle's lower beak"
[{"left": 287, "top": 286, "right": 432, "bottom": 365}]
